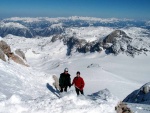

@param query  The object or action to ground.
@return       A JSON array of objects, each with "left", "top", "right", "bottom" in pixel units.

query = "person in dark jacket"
[
  {"left": 72, "top": 71, "right": 85, "bottom": 95},
  {"left": 59, "top": 68, "right": 71, "bottom": 92}
]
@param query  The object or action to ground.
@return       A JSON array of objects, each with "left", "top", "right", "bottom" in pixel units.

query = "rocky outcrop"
[
  {"left": 115, "top": 102, "right": 133, "bottom": 113},
  {"left": 103, "top": 30, "right": 131, "bottom": 43},
  {"left": 51, "top": 35, "right": 64, "bottom": 42},
  {"left": 0, "top": 40, "right": 11, "bottom": 55},
  {"left": 51, "top": 29, "right": 149, "bottom": 56},
  {"left": 103, "top": 30, "right": 132, "bottom": 55},
  {"left": 77, "top": 41, "right": 103, "bottom": 53},
  {"left": 103, "top": 30, "right": 149, "bottom": 56},
  {"left": 0, "top": 49, "right": 6, "bottom": 61},
  {"left": 52, "top": 75, "right": 60, "bottom": 90},
  {"left": 0, "top": 39, "right": 29, "bottom": 66},
  {"left": 123, "top": 82, "right": 150, "bottom": 104},
  {"left": 62, "top": 36, "right": 103, "bottom": 55},
  {"left": 15, "top": 49, "right": 26, "bottom": 61},
  {"left": 7, "top": 52, "right": 29, "bottom": 67}
]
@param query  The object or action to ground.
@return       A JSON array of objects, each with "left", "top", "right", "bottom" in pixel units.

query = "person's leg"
[
  {"left": 80, "top": 90, "right": 84, "bottom": 95},
  {"left": 60, "top": 87, "right": 63, "bottom": 92},
  {"left": 64, "top": 86, "right": 68, "bottom": 92},
  {"left": 75, "top": 87, "right": 80, "bottom": 95}
]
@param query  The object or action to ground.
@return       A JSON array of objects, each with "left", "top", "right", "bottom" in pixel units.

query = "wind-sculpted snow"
[
  {"left": 0, "top": 57, "right": 118, "bottom": 113},
  {"left": 0, "top": 89, "right": 118, "bottom": 113}
]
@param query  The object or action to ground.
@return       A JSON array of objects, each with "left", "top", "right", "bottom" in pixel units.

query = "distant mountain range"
[{"left": 0, "top": 17, "right": 150, "bottom": 38}]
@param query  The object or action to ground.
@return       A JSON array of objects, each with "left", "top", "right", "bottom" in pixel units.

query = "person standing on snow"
[
  {"left": 72, "top": 71, "right": 85, "bottom": 95},
  {"left": 59, "top": 68, "right": 71, "bottom": 92}
]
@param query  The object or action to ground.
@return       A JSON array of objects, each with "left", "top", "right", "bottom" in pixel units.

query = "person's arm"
[
  {"left": 71, "top": 78, "right": 75, "bottom": 86},
  {"left": 80, "top": 78, "right": 85, "bottom": 90},
  {"left": 69, "top": 74, "right": 71, "bottom": 85}
]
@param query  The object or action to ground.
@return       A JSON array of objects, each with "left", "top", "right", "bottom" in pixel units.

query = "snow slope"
[
  {"left": 65, "top": 26, "right": 114, "bottom": 42},
  {"left": 0, "top": 27, "right": 150, "bottom": 113},
  {"left": 0, "top": 59, "right": 119, "bottom": 113}
]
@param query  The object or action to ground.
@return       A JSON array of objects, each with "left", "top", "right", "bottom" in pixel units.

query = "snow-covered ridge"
[
  {"left": 65, "top": 26, "right": 114, "bottom": 42},
  {"left": 4, "top": 16, "right": 133, "bottom": 23},
  {"left": 0, "top": 16, "right": 149, "bottom": 38},
  {"left": 0, "top": 22, "right": 27, "bottom": 29}
]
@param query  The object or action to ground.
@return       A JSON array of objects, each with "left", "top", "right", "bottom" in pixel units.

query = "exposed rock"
[
  {"left": 115, "top": 102, "right": 133, "bottom": 113},
  {"left": 0, "top": 39, "right": 29, "bottom": 66},
  {"left": 62, "top": 36, "right": 103, "bottom": 55},
  {"left": 51, "top": 35, "right": 64, "bottom": 42},
  {"left": 103, "top": 30, "right": 131, "bottom": 44},
  {"left": 87, "top": 63, "right": 100, "bottom": 68},
  {"left": 88, "top": 89, "right": 114, "bottom": 102},
  {"left": 123, "top": 82, "right": 150, "bottom": 104},
  {"left": 7, "top": 52, "right": 29, "bottom": 67},
  {"left": 52, "top": 75, "right": 60, "bottom": 90},
  {"left": 104, "top": 30, "right": 132, "bottom": 55},
  {"left": 0, "top": 40, "right": 11, "bottom": 55},
  {"left": 103, "top": 30, "right": 150, "bottom": 56},
  {"left": 15, "top": 49, "right": 26, "bottom": 61},
  {"left": 63, "top": 36, "right": 85, "bottom": 55},
  {"left": 0, "top": 49, "right": 6, "bottom": 61}
]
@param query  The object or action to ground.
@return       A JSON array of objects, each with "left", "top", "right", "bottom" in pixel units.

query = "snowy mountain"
[
  {"left": 0, "top": 22, "right": 33, "bottom": 38},
  {"left": 0, "top": 17, "right": 150, "bottom": 38},
  {"left": 0, "top": 17, "right": 150, "bottom": 113}
]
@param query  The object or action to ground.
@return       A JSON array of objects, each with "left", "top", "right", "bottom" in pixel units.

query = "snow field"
[{"left": 0, "top": 25, "right": 150, "bottom": 113}]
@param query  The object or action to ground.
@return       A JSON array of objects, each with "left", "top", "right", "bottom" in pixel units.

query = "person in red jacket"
[{"left": 72, "top": 71, "right": 85, "bottom": 95}]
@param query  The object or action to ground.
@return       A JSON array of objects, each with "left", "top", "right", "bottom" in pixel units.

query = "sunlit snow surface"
[{"left": 0, "top": 25, "right": 150, "bottom": 113}]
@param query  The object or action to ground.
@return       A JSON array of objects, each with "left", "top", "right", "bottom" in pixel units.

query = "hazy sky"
[{"left": 0, "top": 0, "right": 150, "bottom": 19}]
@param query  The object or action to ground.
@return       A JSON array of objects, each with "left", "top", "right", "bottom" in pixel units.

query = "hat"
[
  {"left": 64, "top": 68, "right": 68, "bottom": 72},
  {"left": 76, "top": 71, "right": 80, "bottom": 75}
]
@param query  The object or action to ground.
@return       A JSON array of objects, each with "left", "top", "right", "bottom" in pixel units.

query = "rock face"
[
  {"left": 0, "top": 40, "right": 11, "bottom": 55},
  {"left": 115, "top": 102, "right": 133, "bottom": 113},
  {"left": 123, "top": 82, "right": 150, "bottom": 104},
  {"left": 103, "top": 30, "right": 131, "bottom": 43},
  {"left": 0, "top": 49, "right": 6, "bottom": 61},
  {"left": 52, "top": 75, "right": 60, "bottom": 90},
  {"left": 103, "top": 30, "right": 149, "bottom": 56},
  {"left": 15, "top": 49, "right": 26, "bottom": 61},
  {"left": 103, "top": 30, "right": 132, "bottom": 55},
  {"left": 51, "top": 30, "right": 150, "bottom": 56},
  {"left": 0, "top": 39, "right": 29, "bottom": 66},
  {"left": 7, "top": 53, "right": 29, "bottom": 67},
  {"left": 51, "top": 35, "right": 64, "bottom": 42},
  {"left": 62, "top": 36, "right": 103, "bottom": 55}
]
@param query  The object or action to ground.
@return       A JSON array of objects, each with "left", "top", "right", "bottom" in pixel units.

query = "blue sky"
[{"left": 0, "top": 0, "right": 150, "bottom": 19}]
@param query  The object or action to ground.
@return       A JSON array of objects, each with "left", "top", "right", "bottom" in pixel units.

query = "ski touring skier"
[
  {"left": 72, "top": 71, "right": 85, "bottom": 95},
  {"left": 59, "top": 68, "right": 71, "bottom": 92}
]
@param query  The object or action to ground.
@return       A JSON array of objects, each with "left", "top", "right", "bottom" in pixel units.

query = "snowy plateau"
[{"left": 0, "top": 17, "right": 150, "bottom": 113}]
